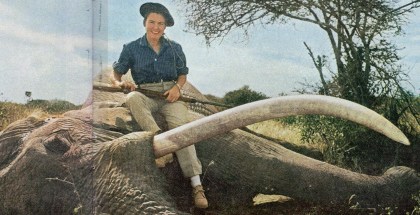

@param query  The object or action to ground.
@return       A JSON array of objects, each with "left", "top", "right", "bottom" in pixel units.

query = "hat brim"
[{"left": 139, "top": 3, "right": 174, "bottom": 27}]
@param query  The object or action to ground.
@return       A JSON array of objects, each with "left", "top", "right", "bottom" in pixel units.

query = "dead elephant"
[{"left": 0, "top": 87, "right": 418, "bottom": 214}]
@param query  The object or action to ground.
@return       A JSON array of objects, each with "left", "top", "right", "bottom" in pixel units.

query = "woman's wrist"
[{"left": 175, "top": 83, "right": 182, "bottom": 92}]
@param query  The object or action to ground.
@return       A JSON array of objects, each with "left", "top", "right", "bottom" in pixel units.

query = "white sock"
[{"left": 190, "top": 175, "right": 202, "bottom": 187}]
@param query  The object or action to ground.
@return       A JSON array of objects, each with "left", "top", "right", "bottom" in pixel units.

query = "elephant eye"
[{"left": 43, "top": 134, "right": 71, "bottom": 155}]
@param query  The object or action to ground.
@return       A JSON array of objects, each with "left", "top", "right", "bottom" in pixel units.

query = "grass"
[
  {"left": 0, "top": 100, "right": 80, "bottom": 131},
  {"left": 246, "top": 119, "right": 323, "bottom": 157},
  {"left": 0, "top": 102, "right": 38, "bottom": 131},
  {"left": 246, "top": 119, "right": 302, "bottom": 145}
]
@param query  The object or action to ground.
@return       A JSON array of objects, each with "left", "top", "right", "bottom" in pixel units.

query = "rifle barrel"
[{"left": 92, "top": 83, "right": 232, "bottom": 108}]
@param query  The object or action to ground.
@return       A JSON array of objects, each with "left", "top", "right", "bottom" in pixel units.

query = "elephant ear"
[{"left": 154, "top": 95, "right": 410, "bottom": 157}]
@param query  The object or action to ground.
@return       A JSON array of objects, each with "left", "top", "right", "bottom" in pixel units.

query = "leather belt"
[
  {"left": 140, "top": 80, "right": 176, "bottom": 92},
  {"left": 142, "top": 79, "right": 175, "bottom": 84}
]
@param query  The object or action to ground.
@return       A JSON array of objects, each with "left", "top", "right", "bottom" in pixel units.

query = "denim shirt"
[{"left": 113, "top": 34, "right": 188, "bottom": 85}]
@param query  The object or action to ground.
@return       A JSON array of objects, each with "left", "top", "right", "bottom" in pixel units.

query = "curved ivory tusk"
[{"left": 153, "top": 95, "right": 410, "bottom": 158}]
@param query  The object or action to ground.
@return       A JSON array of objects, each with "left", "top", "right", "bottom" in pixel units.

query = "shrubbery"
[
  {"left": 221, "top": 85, "right": 419, "bottom": 173},
  {"left": 26, "top": 99, "right": 79, "bottom": 113},
  {"left": 287, "top": 115, "right": 402, "bottom": 173},
  {"left": 223, "top": 85, "right": 268, "bottom": 106},
  {"left": 282, "top": 94, "right": 419, "bottom": 173}
]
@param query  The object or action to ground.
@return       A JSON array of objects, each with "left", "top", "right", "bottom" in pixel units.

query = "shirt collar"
[{"left": 138, "top": 34, "right": 169, "bottom": 48}]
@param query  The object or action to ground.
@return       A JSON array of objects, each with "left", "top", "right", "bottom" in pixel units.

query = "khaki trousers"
[{"left": 125, "top": 82, "right": 202, "bottom": 178}]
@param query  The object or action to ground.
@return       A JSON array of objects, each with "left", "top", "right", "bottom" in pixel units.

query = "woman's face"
[{"left": 145, "top": 12, "right": 166, "bottom": 42}]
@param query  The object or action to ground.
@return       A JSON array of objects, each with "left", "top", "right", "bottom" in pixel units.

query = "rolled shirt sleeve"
[
  {"left": 174, "top": 43, "right": 189, "bottom": 76},
  {"left": 113, "top": 44, "right": 131, "bottom": 75}
]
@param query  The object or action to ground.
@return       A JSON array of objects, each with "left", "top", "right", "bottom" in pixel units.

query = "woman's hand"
[
  {"left": 164, "top": 85, "right": 181, "bottom": 102},
  {"left": 121, "top": 81, "right": 137, "bottom": 92},
  {"left": 114, "top": 80, "right": 137, "bottom": 92},
  {"left": 110, "top": 71, "right": 136, "bottom": 92}
]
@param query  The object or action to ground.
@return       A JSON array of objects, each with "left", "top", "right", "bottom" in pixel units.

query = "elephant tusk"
[{"left": 153, "top": 95, "right": 410, "bottom": 158}]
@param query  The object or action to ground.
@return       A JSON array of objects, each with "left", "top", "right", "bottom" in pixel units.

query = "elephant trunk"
[{"left": 194, "top": 130, "right": 420, "bottom": 208}]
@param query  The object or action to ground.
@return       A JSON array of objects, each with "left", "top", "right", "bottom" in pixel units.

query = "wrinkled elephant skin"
[{"left": 0, "top": 88, "right": 419, "bottom": 214}]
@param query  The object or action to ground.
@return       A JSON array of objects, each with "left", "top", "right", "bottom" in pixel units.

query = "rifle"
[{"left": 92, "top": 83, "right": 232, "bottom": 108}]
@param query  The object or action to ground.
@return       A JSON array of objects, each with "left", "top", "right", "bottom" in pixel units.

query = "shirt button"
[{"left": 154, "top": 58, "right": 157, "bottom": 61}]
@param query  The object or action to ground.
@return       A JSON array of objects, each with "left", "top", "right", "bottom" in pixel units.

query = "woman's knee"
[
  {"left": 163, "top": 102, "right": 189, "bottom": 127},
  {"left": 125, "top": 91, "right": 147, "bottom": 107}
]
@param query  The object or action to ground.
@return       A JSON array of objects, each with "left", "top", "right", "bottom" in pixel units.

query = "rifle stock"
[{"left": 92, "top": 83, "right": 232, "bottom": 108}]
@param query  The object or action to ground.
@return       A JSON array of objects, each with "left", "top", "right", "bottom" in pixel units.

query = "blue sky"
[{"left": 0, "top": 0, "right": 419, "bottom": 105}]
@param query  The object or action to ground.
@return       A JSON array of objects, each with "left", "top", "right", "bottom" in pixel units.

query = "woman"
[{"left": 110, "top": 2, "right": 208, "bottom": 209}]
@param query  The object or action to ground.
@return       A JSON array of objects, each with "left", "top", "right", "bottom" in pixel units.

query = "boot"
[{"left": 192, "top": 185, "right": 208, "bottom": 209}]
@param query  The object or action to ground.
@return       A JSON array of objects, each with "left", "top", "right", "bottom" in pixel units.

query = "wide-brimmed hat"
[{"left": 139, "top": 2, "right": 174, "bottom": 27}]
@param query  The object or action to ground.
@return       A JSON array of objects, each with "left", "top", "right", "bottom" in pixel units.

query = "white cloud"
[
  {"left": 0, "top": 22, "right": 90, "bottom": 53},
  {"left": 0, "top": 15, "right": 93, "bottom": 104}
]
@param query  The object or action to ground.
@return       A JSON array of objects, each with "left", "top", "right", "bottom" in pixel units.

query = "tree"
[
  {"left": 223, "top": 85, "right": 268, "bottom": 106},
  {"left": 179, "top": 0, "right": 419, "bottom": 105},
  {"left": 178, "top": 0, "right": 420, "bottom": 171}
]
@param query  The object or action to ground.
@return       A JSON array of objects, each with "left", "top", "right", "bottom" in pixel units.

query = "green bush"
[
  {"left": 223, "top": 85, "right": 268, "bottom": 106},
  {"left": 412, "top": 191, "right": 420, "bottom": 214},
  {"left": 26, "top": 99, "right": 79, "bottom": 114},
  {"left": 279, "top": 86, "right": 419, "bottom": 173},
  {"left": 290, "top": 115, "right": 401, "bottom": 173}
]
